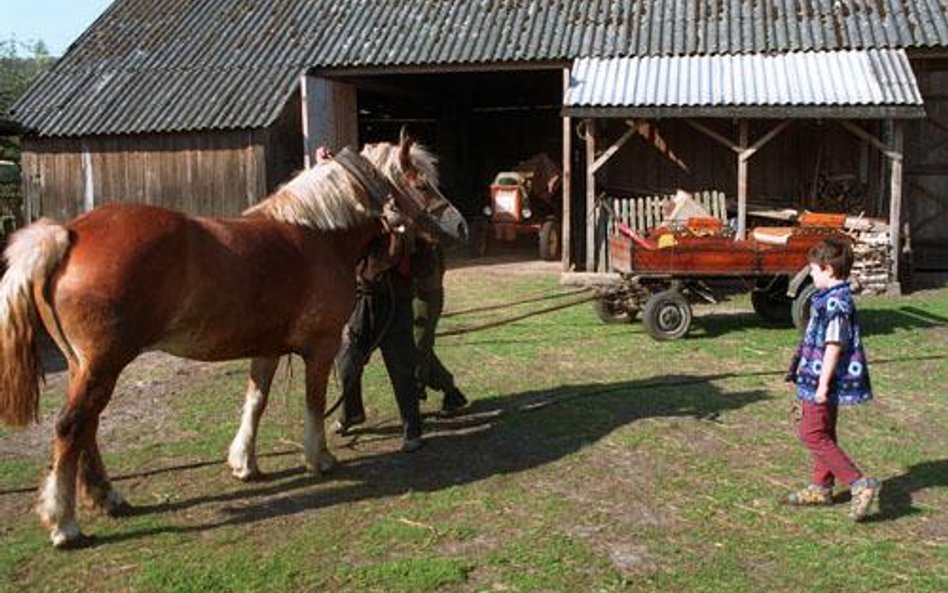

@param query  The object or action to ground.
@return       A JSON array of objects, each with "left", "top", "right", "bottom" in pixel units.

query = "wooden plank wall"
[
  {"left": 905, "top": 59, "right": 948, "bottom": 271},
  {"left": 265, "top": 90, "right": 305, "bottom": 193},
  {"left": 21, "top": 130, "right": 267, "bottom": 221},
  {"left": 303, "top": 76, "right": 358, "bottom": 162}
]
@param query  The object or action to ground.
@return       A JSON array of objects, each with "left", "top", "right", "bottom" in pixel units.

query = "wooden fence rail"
[{"left": 607, "top": 190, "right": 729, "bottom": 235}]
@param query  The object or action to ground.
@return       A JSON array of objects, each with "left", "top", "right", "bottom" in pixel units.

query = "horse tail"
[{"left": 0, "top": 219, "right": 71, "bottom": 427}]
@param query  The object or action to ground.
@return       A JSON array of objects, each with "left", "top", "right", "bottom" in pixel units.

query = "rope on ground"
[
  {"left": 436, "top": 294, "right": 596, "bottom": 338},
  {"left": 441, "top": 287, "right": 590, "bottom": 319}
]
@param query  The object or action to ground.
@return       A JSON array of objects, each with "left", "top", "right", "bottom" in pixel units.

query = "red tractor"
[{"left": 470, "top": 154, "right": 561, "bottom": 261}]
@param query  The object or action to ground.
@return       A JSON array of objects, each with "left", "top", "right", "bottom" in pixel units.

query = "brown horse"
[{"left": 0, "top": 136, "right": 465, "bottom": 548}]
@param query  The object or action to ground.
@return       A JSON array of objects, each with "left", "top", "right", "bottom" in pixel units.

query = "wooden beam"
[
  {"left": 589, "top": 123, "right": 636, "bottom": 174},
  {"left": 889, "top": 121, "right": 904, "bottom": 292},
  {"left": 839, "top": 121, "right": 902, "bottom": 162},
  {"left": 585, "top": 119, "right": 596, "bottom": 271},
  {"left": 630, "top": 118, "right": 690, "bottom": 172},
  {"left": 736, "top": 119, "right": 749, "bottom": 240},
  {"left": 741, "top": 120, "right": 790, "bottom": 160},
  {"left": 684, "top": 118, "right": 741, "bottom": 153},
  {"left": 561, "top": 68, "right": 572, "bottom": 272}
]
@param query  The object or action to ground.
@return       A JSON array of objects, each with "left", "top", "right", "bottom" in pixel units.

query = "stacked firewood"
[
  {"left": 845, "top": 217, "right": 891, "bottom": 295},
  {"left": 809, "top": 174, "right": 867, "bottom": 214}
]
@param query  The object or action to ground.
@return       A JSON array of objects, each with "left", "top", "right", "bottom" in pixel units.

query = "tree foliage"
[{"left": 0, "top": 38, "right": 54, "bottom": 225}]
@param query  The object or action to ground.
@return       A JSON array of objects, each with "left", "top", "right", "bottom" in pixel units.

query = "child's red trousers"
[{"left": 798, "top": 401, "right": 863, "bottom": 488}]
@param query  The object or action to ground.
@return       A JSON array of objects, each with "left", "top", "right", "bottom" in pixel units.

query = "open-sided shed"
[{"left": 563, "top": 49, "right": 925, "bottom": 293}]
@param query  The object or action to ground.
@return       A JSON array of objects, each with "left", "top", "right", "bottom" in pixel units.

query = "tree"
[{"left": 0, "top": 37, "right": 54, "bottom": 226}]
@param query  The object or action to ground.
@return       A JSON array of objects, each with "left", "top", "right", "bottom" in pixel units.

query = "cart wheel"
[
  {"left": 593, "top": 297, "right": 638, "bottom": 324},
  {"left": 791, "top": 283, "right": 817, "bottom": 332},
  {"left": 751, "top": 290, "right": 792, "bottom": 326},
  {"left": 469, "top": 216, "right": 489, "bottom": 257},
  {"left": 643, "top": 290, "right": 692, "bottom": 340},
  {"left": 538, "top": 219, "right": 560, "bottom": 261}
]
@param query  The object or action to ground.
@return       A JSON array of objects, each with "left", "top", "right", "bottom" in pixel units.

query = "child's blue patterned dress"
[{"left": 787, "top": 281, "right": 873, "bottom": 405}]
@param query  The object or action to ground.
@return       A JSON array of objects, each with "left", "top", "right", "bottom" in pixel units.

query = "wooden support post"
[
  {"left": 889, "top": 121, "right": 904, "bottom": 294},
  {"left": 737, "top": 119, "right": 748, "bottom": 240},
  {"left": 561, "top": 68, "right": 572, "bottom": 272},
  {"left": 585, "top": 119, "right": 596, "bottom": 271},
  {"left": 838, "top": 119, "right": 906, "bottom": 293}
]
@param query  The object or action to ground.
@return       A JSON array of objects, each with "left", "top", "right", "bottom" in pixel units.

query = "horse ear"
[{"left": 398, "top": 127, "right": 415, "bottom": 171}]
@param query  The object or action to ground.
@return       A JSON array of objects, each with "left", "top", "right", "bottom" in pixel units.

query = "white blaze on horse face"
[{"left": 228, "top": 386, "right": 266, "bottom": 480}]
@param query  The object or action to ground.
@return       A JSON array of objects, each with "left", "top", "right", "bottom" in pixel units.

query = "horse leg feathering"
[{"left": 228, "top": 357, "right": 280, "bottom": 481}]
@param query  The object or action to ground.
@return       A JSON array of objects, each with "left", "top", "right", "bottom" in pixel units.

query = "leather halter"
[{"left": 333, "top": 147, "right": 397, "bottom": 210}]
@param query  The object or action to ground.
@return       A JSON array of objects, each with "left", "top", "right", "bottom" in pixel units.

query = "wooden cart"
[{"left": 594, "top": 224, "right": 849, "bottom": 340}]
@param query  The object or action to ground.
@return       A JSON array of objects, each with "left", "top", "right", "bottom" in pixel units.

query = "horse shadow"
[{"left": 93, "top": 373, "right": 767, "bottom": 546}]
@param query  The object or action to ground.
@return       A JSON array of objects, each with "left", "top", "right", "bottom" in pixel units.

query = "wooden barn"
[{"left": 9, "top": 0, "right": 948, "bottom": 288}]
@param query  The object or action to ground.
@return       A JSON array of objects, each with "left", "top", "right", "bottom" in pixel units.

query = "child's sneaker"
[
  {"left": 849, "top": 478, "right": 880, "bottom": 522},
  {"left": 785, "top": 484, "right": 833, "bottom": 506}
]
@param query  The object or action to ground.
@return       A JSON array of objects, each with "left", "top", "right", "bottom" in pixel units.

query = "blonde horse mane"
[
  {"left": 245, "top": 142, "right": 440, "bottom": 230},
  {"left": 244, "top": 159, "right": 372, "bottom": 230}
]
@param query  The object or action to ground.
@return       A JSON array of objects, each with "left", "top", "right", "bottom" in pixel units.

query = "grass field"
[{"left": 1, "top": 259, "right": 946, "bottom": 593}]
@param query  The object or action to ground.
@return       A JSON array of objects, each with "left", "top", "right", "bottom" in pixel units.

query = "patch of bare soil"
[
  {"left": 533, "top": 442, "right": 680, "bottom": 576},
  {"left": 0, "top": 336, "right": 233, "bottom": 462},
  {"left": 446, "top": 245, "right": 562, "bottom": 276}
]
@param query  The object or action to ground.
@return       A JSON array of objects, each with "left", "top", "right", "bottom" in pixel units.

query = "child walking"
[{"left": 785, "top": 238, "right": 879, "bottom": 521}]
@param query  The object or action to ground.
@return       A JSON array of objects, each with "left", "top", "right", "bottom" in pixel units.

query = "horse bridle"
[
  {"left": 333, "top": 147, "right": 398, "bottom": 211},
  {"left": 334, "top": 145, "right": 449, "bottom": 223}
]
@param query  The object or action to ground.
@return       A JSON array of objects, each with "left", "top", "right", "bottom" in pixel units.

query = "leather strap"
[{"left": 334, "top": 147, "right": 396, "bottom": 209}]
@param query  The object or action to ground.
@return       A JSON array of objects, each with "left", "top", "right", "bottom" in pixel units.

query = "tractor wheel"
[
  {"left": 538, "top": 219, "right": 560, "bottom": 261},
  {"left": 593, "top": 296, "right": 638, "bottom": 324},
  {"left": 643, "top": 289, "right": 692, "bottom": 341},
  {"left": 751, "top": 290, "right": 792, "bottom": 326},
  {"left": 791, "top": 283, "right": 818, "bottom": 332},
  {"left": 469, "top": 216, "right": 489, "bottom": 257}
]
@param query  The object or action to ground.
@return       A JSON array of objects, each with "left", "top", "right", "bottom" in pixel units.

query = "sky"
[{"left": 2, "top": 0, "right": 114, "bottom": 56}]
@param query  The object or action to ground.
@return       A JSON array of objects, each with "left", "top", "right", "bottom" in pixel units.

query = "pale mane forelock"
[
  {"left": 244, "top": 160, "right": 376, "bottom": 230},
  {"left": 364, "top": 143, "right": 440, "bottom": 193}
]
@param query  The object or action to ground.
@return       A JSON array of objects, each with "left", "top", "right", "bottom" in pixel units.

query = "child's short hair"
[{"left": 808, "top": 238, "right": 854, "bottom": 279}]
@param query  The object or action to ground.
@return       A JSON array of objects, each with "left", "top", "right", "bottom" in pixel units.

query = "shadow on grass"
[
  {"left": 689, "top": 305, "right": 948, "bottom": 340},
  {"left": 87, "top": 374, "right": 767, "bottom": 546},
  {"left": 865, "top": 458, "right": 948, "bottom": 523}
]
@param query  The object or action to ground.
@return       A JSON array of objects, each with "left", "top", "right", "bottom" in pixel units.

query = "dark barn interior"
[{"left": 345, "top": 69, "right": 565, "bottom": 218}]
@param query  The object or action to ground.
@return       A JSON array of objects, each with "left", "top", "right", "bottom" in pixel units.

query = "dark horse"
[{"left": 0, "top": 136, "right": 466, "bottom": 548}]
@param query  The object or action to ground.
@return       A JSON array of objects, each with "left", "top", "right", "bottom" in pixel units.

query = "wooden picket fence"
[{"left": 606, "top": 190, "right": 729, "bottom": 235}]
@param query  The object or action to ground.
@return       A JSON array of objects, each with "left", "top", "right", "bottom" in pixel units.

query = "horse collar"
[{"left": 334, "top": 147, "right": 396, "bottom": 210}]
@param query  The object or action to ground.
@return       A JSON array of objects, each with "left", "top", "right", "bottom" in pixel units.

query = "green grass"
[{"left": 1, "top": 267, "right": 946, "bottom": 593}]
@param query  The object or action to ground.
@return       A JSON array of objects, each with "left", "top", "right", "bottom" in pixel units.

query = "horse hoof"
[
  {"left": 106, "top": 500, "right": 135, "bottom": 518},
  {"left": 51, "top": 522, "right": 93, "bottom": 550},
  {"left": 231, "top": 467, "right": 262, "bottom": 482},
  {"left": 53, "top": 533, "right": 95, "bottom": 550},
  {"left": 319, "top": 454, "right": 338, "bottom": 474}
]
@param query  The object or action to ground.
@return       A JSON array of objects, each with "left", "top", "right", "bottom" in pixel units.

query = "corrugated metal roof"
[
  {"left": 564, "top": 49, "right": 924, "bottom": 118},
  {"left": 11, "top": 0, "right": 948, "bottom": 137}
]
